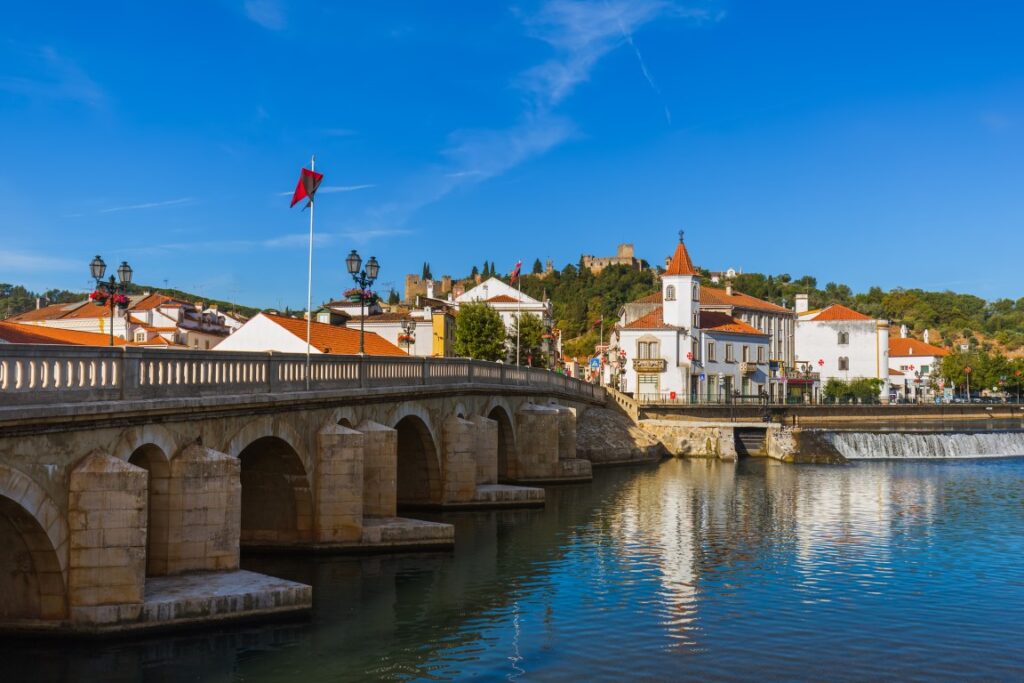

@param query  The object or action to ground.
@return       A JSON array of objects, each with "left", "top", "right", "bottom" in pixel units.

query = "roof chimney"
[
  {"left": 795, "top": 293, "right": 809, "bottom": 314},
  {"left": 900, "top": 324, "right": 908, "bottom": 338},
  {"left": 36, "top": 297, "right": 43, "bottom": 310},
  {"left": 426, "top": 279, "right": 434, "bottom": 299},
  {"left": 923, "top": 329, "right": 930, "bottom": 344},
  {"left": 725, "top": 284, "right": 733, "bottom": 296}
]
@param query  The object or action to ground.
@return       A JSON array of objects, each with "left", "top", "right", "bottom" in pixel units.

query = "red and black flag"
[
  {"left": 290, "top": 168, "right": 324, "bottom": 208},
  {"left": 509, "top": 260, "right": 522, "bottom": 285}
]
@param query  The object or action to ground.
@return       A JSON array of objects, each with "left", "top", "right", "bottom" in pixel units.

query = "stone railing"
[{"left": 0, "top": 345, "right": 605, "bottom": 406}]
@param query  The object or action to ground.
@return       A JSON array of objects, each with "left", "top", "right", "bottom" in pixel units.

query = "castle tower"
[{"left": 661, "top": 231, "right": 699, "bottom": 330}]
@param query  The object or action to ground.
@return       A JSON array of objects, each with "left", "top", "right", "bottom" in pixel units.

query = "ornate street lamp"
[
  {"left": 89, "top": 255, "right": 133, "bottom": 346},
  {"left": 400, "top": 318, "right": 417, "bottom": 354},
  {"left": 346, "top": 249, "right": 379, "bottom": 354}
]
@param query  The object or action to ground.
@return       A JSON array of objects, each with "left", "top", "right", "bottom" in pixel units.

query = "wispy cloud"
[
  {"left": 0, "top": 45, "right": 104, "bottom": 107},
  {"left": 0, "top": 249, "right": 80, "bottom": 272},
  {"left": 244, "top": 0, "right": 286, "bottom": 30},
  {"left": 99, "top": 197, "right": 194, "bottom": 214}
]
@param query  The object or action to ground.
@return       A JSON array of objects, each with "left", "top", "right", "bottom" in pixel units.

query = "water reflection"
[{"left": 5, "top": 457, "right": 1024, "bottom": 682}]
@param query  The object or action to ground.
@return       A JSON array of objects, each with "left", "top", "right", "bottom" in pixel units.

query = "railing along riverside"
[{"left": 0, "top": 345, "right": 604, "bottom": 406}]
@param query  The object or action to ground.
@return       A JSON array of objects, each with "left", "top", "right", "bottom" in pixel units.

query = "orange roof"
[
  {"left": 700, "top": 311, "right": 767, "bottom": 336},
  {"left": 0, "top": 321, "right": 126, "bottom": 346},
  {"left": 8, "top": 301, "right": 87, "bottom": 322},
  {"left": 889, "top": 368, "right": 905, "bottom": 376},
  {"left": 807, "top": 304, "right": 873, "bottom": 321},
  {"left": 486, "top": 295, "right": 520, "bottom": 303},
  {"left": 889, "top": 337, "right": 949, "bottom": 358},
  {"left": 664, "top": 239, "right": 697, "bottom": 276},
  {"left": 132, "top": 293, "right": 178, "bottom": 311},
  {"left": 622, "top": 307, "right": 676, "bottom": 330},
  {"left": 700, "top": 286, "right": 791, "bottom": 313},
  {"left": 263, "top": 313, "right": 407, "bottom": 356},
  {"left": 346, "top": 312, "right": 415, "bottom": 323},
  {"left": 632, "top": 291, "right": 663, "bottom": 304}
]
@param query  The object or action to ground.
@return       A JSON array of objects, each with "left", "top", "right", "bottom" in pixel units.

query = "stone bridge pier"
[{"left": 0, "top": 345, "right": 605, "bottom": 636}]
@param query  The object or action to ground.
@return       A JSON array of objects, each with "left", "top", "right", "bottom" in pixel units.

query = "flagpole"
[
  {"left": 305, "top": 154, "right": 315, "bottom": 390},
  {"left": 516, "top": 271, "right": 521, "bottom": 366}
]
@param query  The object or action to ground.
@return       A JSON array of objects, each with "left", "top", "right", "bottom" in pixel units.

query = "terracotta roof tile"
[
  {"left": 263, "top": 313, "right": 407, "bottom": 356},
  {"left": 622, "top": 307, "right": 677, "bottom": 330},
  {"left": 699, "top": 311, "right": 767, "bottom": 336},
  {"left": 346, "top": 312, "right": 415, "bottom": 323},
  {"left": 486, "top": 295, "right": 520, "bottom": 303},
  {"left": 632, "top": 291, "right": 663, "bottom": 304},
  {"left": 0, "top": 321, "right": 126, "bottom": 346},
  {"left": 700, "top": 287, "right": 791, "bottom": 313},
  {"left": 889, "top": 337, "right": 949, "bottom": 357},
  {"left": 889, "top": 368, "right": 905, "bottom": 376},
  {"left": 807, "top": 304, "right": 873, "bottom": 322},
  {"left": 8, "top": 302, "right": 86, "bottom": 321},
  {"left": 664, "top": 240, "right": 697, "bottom": 276}
]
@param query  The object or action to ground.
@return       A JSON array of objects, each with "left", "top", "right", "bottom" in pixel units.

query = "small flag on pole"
[
  {"left": 290, "top": 168, "right": 324, "bottom": 208},
  {"left": 509, "top": 260, "right": 522, "bottom": 284}
]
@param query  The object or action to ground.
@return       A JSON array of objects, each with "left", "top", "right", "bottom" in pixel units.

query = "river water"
[{"left": 8, "top": 456, "right": 1024, "bottom": 682}]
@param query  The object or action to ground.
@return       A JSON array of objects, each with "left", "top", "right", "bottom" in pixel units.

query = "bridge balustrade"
[{"left": 0, "top": 345, "right": 604, "bottom": 406}]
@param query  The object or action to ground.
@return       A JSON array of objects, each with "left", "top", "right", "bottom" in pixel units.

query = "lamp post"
[
  {"left": 400, "top": 318, "right": 417, "bottom": 354},
  {"left": 89, "top": 255, "right": 133, "bottom": 347},
  {"left": 346, "top": 250, "right": 379, "bottom": 354}
]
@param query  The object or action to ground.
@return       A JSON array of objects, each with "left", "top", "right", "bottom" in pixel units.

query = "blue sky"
[{"left": 1, "top": 1, "right": 1022, "bottom": 307}]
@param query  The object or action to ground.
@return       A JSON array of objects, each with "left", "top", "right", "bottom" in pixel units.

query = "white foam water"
[{"left": 823, "top": 430, "right": 1024, "bottom": 460}]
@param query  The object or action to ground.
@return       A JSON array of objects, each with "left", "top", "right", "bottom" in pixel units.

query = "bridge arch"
[
  {"left": 394, "top": 415, "right": 442, "bottom": 507},
  {"left": 127, "top": 444, "right": 171, "bottom": 576},
  {"left": 0, "top": 465, "right": 67, "bottom": 620},
  {"left": 236, "top": 435, "right": 313, "bottom": 546},
  {"left": 485, "top": 404, "right": 517, "bottom": 482},
  {"left": 113, "top": 424, "right": 179, "bottom": 463}
]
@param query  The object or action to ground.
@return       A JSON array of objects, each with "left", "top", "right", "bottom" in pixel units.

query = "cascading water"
[{"left": 823, "top": 430, "right": 1024, "bottom": 459}]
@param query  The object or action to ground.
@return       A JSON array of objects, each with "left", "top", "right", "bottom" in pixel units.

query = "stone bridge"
[{"left": 0, "top": 346, "right": 604, "bottom": 635}]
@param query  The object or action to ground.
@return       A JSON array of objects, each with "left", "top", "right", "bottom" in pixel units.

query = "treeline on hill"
[
  {"left": 0, "top": 283, "right": 260, "bottom": 321},
  {"left": 459, "top": 259, "right": 1024, "bottom": 359}
]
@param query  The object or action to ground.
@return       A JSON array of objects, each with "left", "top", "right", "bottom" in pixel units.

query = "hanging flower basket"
[
  {"left": 89, "top": 290, "right": 108, "bottom": 306},
  {"left": 343, "top": 287, "right": 379, "bottom": 304},
  {"left": 397, "top": 333, "right": 414, "bottom": 344},
  {"left": 112, "top": 293, "right": 131, "bottom": 309}
]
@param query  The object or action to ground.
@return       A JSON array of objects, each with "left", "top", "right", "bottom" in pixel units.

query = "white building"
[
  {"left": 214, "top": 312, "right": 405, "bottom": 356},
  {"left": 612, "top": 236, "right": 771, "bottom": 402},
  {"left": 794, "top": 296, "right": 890, "bottom": 402},
  {"left": 888, "top": 328, "right": 949, "bottom": 401},
  {"left": 10, "top": 292, "right": 234, "bottom": 349},
  {"left": 454, "top": 277, "right": 554, "bottom": 360}
]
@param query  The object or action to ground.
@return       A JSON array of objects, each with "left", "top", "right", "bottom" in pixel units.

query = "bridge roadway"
[{"left": 0, "top": 346, "right": 605, "bottom": 635}]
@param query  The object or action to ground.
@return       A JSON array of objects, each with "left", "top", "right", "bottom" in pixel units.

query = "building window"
[
  {"left": 692, "top": 313, "right": 699, "bottom": 329},
  {"left": 205, "top": 340, "right": 210, "bottom": 349},
  {"left": 707, "top": 342, "right": 716, "bottom": 362},
  {"left": 637, "top": 340, "right": 660, "bottom": 359},
  {"left": 920, "top": 364, "right": 929, "bottom": 374},
  {"left": 742, "top": 345, "right": 750, "bottom": 362},
  {"left": 757, "top": 346, "right": 766, "bottom": 363},
  {"left": 838, "top": 331, "right": 849, "bottom": 345},
  {"left": 692, "top": 283, "right": 699, "bottom": 301},
  {"left": 691, "top": 340, "right": 699, "bottom": 362},
  {"left": 134, "top": 330, "right": 146, "bottom": 342},
  {"left": 838, "top": 357, "right": 849, "bottom": 371},
  {"left": 665, "top": 285, "right": 676, "bottom": 301},
  {"left": 725, "top": 344, "right": 735, "bottom": 362},
  {"left": 638, "top": 373, "right": 660, "bottom": 397}
]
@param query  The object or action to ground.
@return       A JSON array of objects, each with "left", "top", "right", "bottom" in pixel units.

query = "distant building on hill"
[
  {"left": 404, "top": 274, "right": 452, "bottom": 304},
  {"left": 581, "top": 243, "right": 641, "bottom": 274}
]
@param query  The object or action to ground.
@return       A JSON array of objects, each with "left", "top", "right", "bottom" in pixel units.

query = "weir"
[{"left": 822, "top": 430, "right": 1024, "bottom": 459}]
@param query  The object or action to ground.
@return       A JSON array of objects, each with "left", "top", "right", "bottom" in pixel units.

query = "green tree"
[
  {"left": 454, "top": 302, "right": 506, "bottom": 361},
  {"left": 471, "top": 265, "right": 479, "bottom": 278},
  {"left": 387, "top": 289, "right": 400, "bottom": 305},
  {"left": 509, "top": 312, "right": 547, "bottom": 367},
  {"left": 532, "top": 258, "right": 543, "bottom": 274}
]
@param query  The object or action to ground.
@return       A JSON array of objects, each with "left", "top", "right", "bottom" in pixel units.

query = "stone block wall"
[
  {"left": 470, "top": 415, "right": 498, "bottom": 485},
  {"left": 441, "top": 415, "right": 477, "bottom": 503},
  {"left": 357, "top": 420, "right": 397, "bottom": 517},
  {"left": 68, "top": 451, "right": 147, "bottom": 625},
  {"left": 514, "top": 404, "right": 561, "bottom": 480},
  {"left": 316, "top": 425, "right": 364, "bottom": 543},
  {"left": 554, "top": 406, "right": 577, "bottom": 461},
  {"left": 165, "top": 445, "right": 240, "bottom": 573},
  {"left": 640, "top": 421, "right": 733, "bottom": 459}
]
